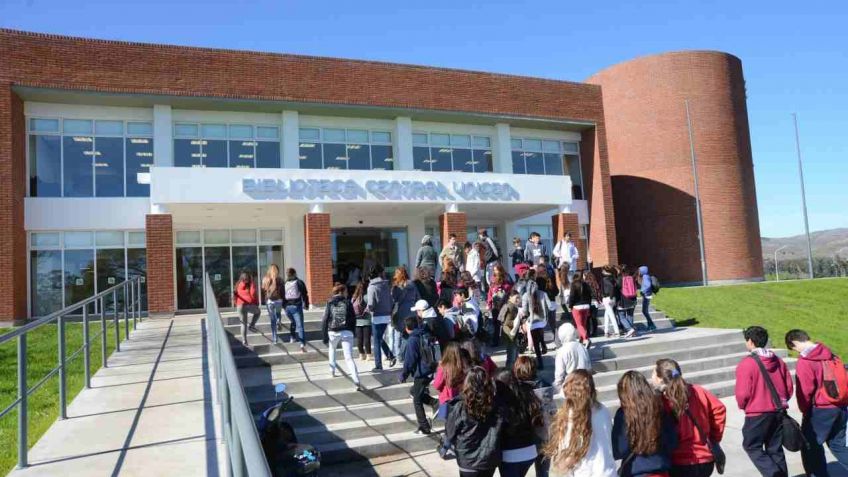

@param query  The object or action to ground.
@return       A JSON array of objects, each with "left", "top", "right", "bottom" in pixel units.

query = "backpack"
[
  {"left": 284, "top": 280, "right": 301, "bottom": 301},
  {"left": 418, "top": 332, "right": 438, "bottom": 374},
  {"left": 650, "top": 275, "right": 661, "bottom": 294},
  {"left": 819, "top": 355, "right": 848, "bottom": 407},
  {"left": 621, "top": 275, "right": 637, "bottom": 299},
  {"left": 328, "top": 300, "right": 348, "bottom": 330},
  {"left": 480, "top": 238, "right": 500, "bottom": 264}
]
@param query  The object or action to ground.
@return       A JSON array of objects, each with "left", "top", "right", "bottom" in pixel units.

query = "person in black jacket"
[
  {"left": 322, "top": 283, "right": 362, "bottom": 391},
  {"left": 400, "top": 316, "right": 439, "bottom": 434},
  {"left": 446, "top": 366, "right": 505, "bottom": 477},
  {"left": 495, "top": 369, "right": 544, "bottom": 477},
  {"left": 566, "top": 273, "right": 594, "bottom": 348}
]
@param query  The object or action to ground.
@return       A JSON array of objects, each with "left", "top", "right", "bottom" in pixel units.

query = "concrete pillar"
[
  {"left": 393, "top": 116, "right": 413, "bottom": 170},
  {"left": 304, "top": 213, "right": 333, "bottom": 307},
  {"left": 145, "top": 214, "right": 175, "bottom": 316},
  {"left": 551, "top": 212, "right": 587, "bottom": 270},
  {"left": 0, "top": 84, "right": 26, "bottom": 323},
  {"left": 153, "top": 105, "right": 173, "bottom": 167},
  {"left": 282, "top": 110, "right": 299, "bottom": 169},
  {"left": 439, "top": 212, "right": 467, "bottom": 259},
  {"left": 493, "top": 123, "right": 512, "bottom": 174}
]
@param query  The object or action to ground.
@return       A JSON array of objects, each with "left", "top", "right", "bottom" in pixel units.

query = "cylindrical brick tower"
[{"left": 588, "top": 51, "right": 763, "bottom": 283}]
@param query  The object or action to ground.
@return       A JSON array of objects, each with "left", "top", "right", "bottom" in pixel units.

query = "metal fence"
[
  {"left": 0, "top": 277, "right": 144, "bottom": 469},
  {"left": 204, "top": 274, "right": 272, "bottom": 477}
]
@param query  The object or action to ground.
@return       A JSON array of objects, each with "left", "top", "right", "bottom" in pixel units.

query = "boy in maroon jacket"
[
  {"left": 786, "top": 329, "right": 848, "bottom": 476},
  {"left": 735, "top": 326, "right": 793, "bottom": 477}
]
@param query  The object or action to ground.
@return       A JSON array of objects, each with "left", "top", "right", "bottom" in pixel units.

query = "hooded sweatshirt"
[
  {"left": 638, "top": 266, "right": 653, "bottom": 296},
  {"left": 366, "top": 277, "right": 393, "bottom": 320},
  {"left": 523, "top": 239, "right": 547, "bottom": 266},
  {"left": 552, "top": 323, "right": 592, "bottom": 389},
  {"left": 415, "top": 236, "right": 438, "bottom": 271},
  {"left": 795, "top": 343, "right": 841, "bottom": 414},
  {"left": 735, "top": 350, "right": 794, "bottom": 416}
]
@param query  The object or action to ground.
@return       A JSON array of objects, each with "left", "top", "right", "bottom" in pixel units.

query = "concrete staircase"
[{"left": 226, "top": 302, "right": 795, "bottom": 466}]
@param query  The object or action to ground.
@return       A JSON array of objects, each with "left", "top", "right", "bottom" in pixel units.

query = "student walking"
[
  {"left": 261, "top": 264, "right": 284, "bottom": 344},
  {"left": 552, "top": 323, "right": 592, "bottom": 391},
  {"left": 392, "top": 266, "right": 420, "bottom": 361},
  {"left": 615, "top": 266, "right": 638, "bottom": 338},
  {"left": 785, "top": 329, "right": 848, "bottom": 476},
  {"left": 322, "top": 284, "right": 362, "bottom": 391},
  {"left": 583, "top": 271, "right": 601, "bottom": 338},
  {"left": 460, "top": 338, "right": 497, "bottom": 377},
  {"left": 735, "top": 326, "right": 794, "bottom": 477},
  {"left": 521, "top": 277, "right": 555, "bottom": 370},
  {"left": 415, "top": 235, "right": 438, "bottom": 278},
  {"left": 537, "top": 268, "right": 559, "bottom": 349},
  {"left": 638, "top": 266, "right": 657, "bottom": 331},
  {"left": 465, "top": 242, "right": 483, "bottom": 288},
  {"left": 351, "top": 281, "right": 372, "bottom": 362},
  {"left": 486, "top": 264, "right": 512, "bottom": 347},
  {"left": 235, "top": 270, "right": 261, "bottom": 346},
  {"left": 400, "top": 316, "right": 439, "bottom": 434},
  {"left": 366, "top": 265, "right": 397, "bottom": 372},
  {"left": 433, "top": 343, "right": 471, "bottom": 417},
  {"left": 653, "top": 359, "right": 726, "bottom": 477},
  {"left": 496, "top": 370, "right": 545, "bottom": 477},
  {"left": 499, "top": 290, "right": 522, "bottom": 369},
  {"left": 445, "top": 366, "right": 505, "bottom": 477},
  {"left": 566, "top": 273, "right": 593, "bottom": 347},
  {"left": 282, "top": 268, "right": 310, "bottom": 352},
  {"left": 414, "top": 266, "right": 440, "bottom": 308},
  {"left": 544, "top": 370, "right": 616, "bottom": 477},
  {"left": 600, "top": 266, "right": 620, "bottom": 337},
  {"left": 524, "top": 232, "right": 548, "bottom": 267},
  {"left": 511, "top": 238, "right": 526, "bottom": 277},
  {"left": 552, "top": 232, "right": 579, "bottom": 274},
  {"left": 612, "top": 370, "right": 678, "bottom": 477},
  {"left": 440, "top": 233, "right": 466, "bottom": 273}
]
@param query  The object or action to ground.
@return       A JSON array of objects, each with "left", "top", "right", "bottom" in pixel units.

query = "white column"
[
  {"left": 153, "top": 105, "right": 173, "bottom": 167},
  {"left": 393, "top": 116, "right": 414, "bottom": 170},
  {"left": 493, "top": 122, "right": 512, "bottom": 174},
  {"left": 282, "top": 110, "right": 299, "bottom": 169},
  {"left": 285, "top": 214, "right": 306, "bottom": 279}
]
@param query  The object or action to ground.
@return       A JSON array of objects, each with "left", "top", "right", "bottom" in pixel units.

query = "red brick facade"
[
  {"left": 304, "top": 213, "right": 333, "bottom": 306},
  {"left": 439, "top": 213, "right": 467, "bottom": 261},
  {"left": 0, "top": 85, "right": 26, "bottom": 323},
  {"left": 145, "top": 214, "right": 175, "bottom": 315},
  {"left": 551, "top": 213, "right": 587, "bottom": 270}
]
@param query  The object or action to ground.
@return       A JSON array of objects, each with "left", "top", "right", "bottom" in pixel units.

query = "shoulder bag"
[
  {"left": 751, "top": 353, "right": 807, "bottom": 452},
  {"left": 683, "top": 405, "right": 726, "bottom": 474}
]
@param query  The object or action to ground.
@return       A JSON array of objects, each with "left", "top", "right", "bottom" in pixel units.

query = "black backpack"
[
  {"left": 650, "top": 275, "right": 661, "bottom": 294},
  {"left": 328, "top": 300, "right": 348, "bottom": 330},
  {"left": 481, "top": 238, "right": 500, "bottom": 264},
  {"left": 419, "top": 332, "right": 437, "bottom": 374}
]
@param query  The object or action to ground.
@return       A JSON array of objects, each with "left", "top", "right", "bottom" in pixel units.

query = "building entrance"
[{"left": 331, "top": 228, "right": 408, "bottom": 285}]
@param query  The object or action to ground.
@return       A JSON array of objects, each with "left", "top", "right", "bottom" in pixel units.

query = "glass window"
[
  {"left": 524, "top": 151, "right": 544, "bottom": 175},
  {"left": 176, "top": 230, "right": 202, "bottom": 245},
  {"left": 259, "top": 229, "right": 283, "bottom": 243},
  {"left": 258, "top": 245, "right": 283, "bottom": 301},
  {"left": 97, "top": 248, "right": 126, "bottom": 308},
  {"left": 524, "top": 139, "right": 542, "bottom": 152},
  {"left": 565, "top": 154, "right": 583, "bottom": 199},
  {"left": 176, "top": 247, "right": 204, "bottom": 310},
  {"left": 323, "top": 128, "right": 346, "bottom": 142},
  {"left": 95, "top": 231, "right": 125, "bottom": 247},
  {"left": 412, "top": 133, "right": 428, "bottom": 145},
  {"left": 64, "top": 249, "right": 95, "bottom": 309},
  {"left": 473, "top": 136, "right": 491, "bottom": 148},
  {"left": 322, "top": 143, "right": 348, "bottom": 170},
  {"left": 205, "top": 246, "right": 232, "bottom": 307},
  {"left": 510, "top": 138, "right": 522, "bottom": 149},
  {"left": 201, "top": 124, "right": 227, "bottom": 138},
  {"left": 451, "top": 135, "right": 471, "bottom": 147},
  {"left": 347, "top": 129, "right": 368, "bottom": 143},
  {"left": 127, "top": 231, "right": 146, "bottom": 247},
  {"left": 347, "top": 143, "right": 370, "bottom": 170},
  {"left": 31, "top": 250, "right": 63, "bottom": 316},
  {"left": 29, "top": 135, "right": 61, "bottom": 197},
  {"left": 229, "top": 140, "right": 256, "bottom": 168},
  {"left": 453, "top": 147, "right": 474, "bottom": 173},
  {"left": 204, "top": 230, "right": 230, "bottom": 245},
  {"left": 232, "top": 246, "right": 258, "bottom": 291},
  {"left": 231, "top": 229, "right": 256, "bottom": 244},
  {"left": 229, "top": 125, "right": 253, "bottom": 139},
  {"left": 30, "top": 118, "right": 60, "bottom": 133},
  {"left": 127, "top": 122, "right": 153, "bottom": 136},
  {"left": 473, "top": 149, "right": 492, "bottom": 173},
  {"left": 511, "top": 151, "right": 526, "bottom": 175},
  {"left": 563, "top": 142, "right": 579, "bottom": 154},
  {"left": 32, "top": 232, "right": 61, "bottom": 248},
  {"left": 371, "top": 131, "right": 391, "bottom": 143},
  {"left": 544, "top": 153, "right": 564, "bottom": 176},
  {"left": 127, "top": 247, "right": 147, "bottom": 311},
  {"left": 299, "top": 128, "right": 320, "bottom": 141},
  {"left": 542, "top": 140, "right": 560, "bottom": 153},
  {"left": 299, "top": 142, "right": 322, "bottom": 169},
  {"left": 431, "top": 133, "right": 450, "bottom": 146},
  {"left": 413, "top": 146, "right": 431, "bottom": 171},
  {"left": 371, "top": 144, "right": 394, "bottom": 170},
  {"left": 94, "top": 137, "right": 124, "bottom": 197},
  {"left": 430, "top": 146, "right": 452, "bottom": 172},
  {"left": 202, "top": 139, "right": 227, "bottom": 168},
  {"left": 256, "top": 141, "right": 280, "bottom": 168},
  {"left": 64, "top": 231, "right": 94, "bottom": 248},
  {"left": 175, "top": 123, "right": 199, "bottom": 137},
  {"left": 174, "top": 139, "right": 202, "bottom": 168},
  {"left": 63, "top": 119, "right": 93, "bottom": 135},
  {"left": 126, "top": 137, "right": 153, "bottom": 197},
  {"left": 95, "top": 120, "right": 124, "bottom": 136},
  {"left": 257, "top": 126, "right": 279, "bottom": 140},
  {"left": 63, "top": 136, "right": 94, "bottom": 197}
]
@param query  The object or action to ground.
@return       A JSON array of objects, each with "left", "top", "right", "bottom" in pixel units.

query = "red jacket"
[
  {"left": 234, "top": 281, "right": 258, "bottom": 306},
  {"left": 486, "top": 282, "right": 512, "bottom": 310},
  {"left": 433, "top": 365, "right": 461, "bottom": 405},
  {"left": 795, "top": 343, "right": 840, "bottom": 414},
  {"left": 662, "top": 384, "right": 727, "bottom": 465},
  {"left": 735, "top": 352, "right": 794, "bottom": 416}
]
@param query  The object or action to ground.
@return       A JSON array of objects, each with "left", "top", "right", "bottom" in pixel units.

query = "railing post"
[
  {"left": 130, "top": 279, "right": 137, "bottom": 331},
  {"left": 58, "top": 313, "right": 67, "bottom": 420},
  {"left": 113, "top": 290, "right": 120, "bottom": 352},
  {"left": 101, "top": 296, "right": 107, "bottom": 368},
  {"left": 123, "top": 282, "right": 130, "bottom": 341},
  {"left": 83, "top": 305, "right": 91, "bottom": 389},
  {"left": 138, "top": 278, "right": 143, "bottom": 322},
  {"left": 17, "top": 333, "right": 28, "bottom": 469}
]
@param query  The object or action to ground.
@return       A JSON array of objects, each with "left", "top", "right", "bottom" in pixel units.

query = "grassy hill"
[
  {"left": 653, "top": 278, "right": 848, "bottom": 357},
  {"left": 762, "top": 227, "right": 848, "bottom": 259}
]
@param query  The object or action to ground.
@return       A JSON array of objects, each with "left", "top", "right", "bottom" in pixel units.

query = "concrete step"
[{"left": 589, "top": 328, "right": 742, "bottom": 360}]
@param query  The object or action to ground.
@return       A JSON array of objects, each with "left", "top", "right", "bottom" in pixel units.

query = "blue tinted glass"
[
  {"left": 175, "top": 123, "right": 199, "bottom": 137},
  {"left": 127, "top": 122, "right": 153, "bottom": 136},
  {"left": 322, "top": 143, "right": 348, "bottom": 170},
  {"left": 347, "top": 144, "right": 370, "bottom": 170},
  {"left": 431, "top": 134, "right": 450, "bottom": 146},
  {"left": 347, "top": 129, "right": 368, "bottom": 143},
  {"left": 544, "top": 153, "right": 564, "bottom": 176},
  {"left": 510, "top": 138, "right": 522, "bottom": 149},
  {"left": 95, "top": 120, "right": 124, "bottom": 136},
  {"left": 30, "top": 118, "right": 60, "bottom": 132},
  {"left": 524, "top": 151, "right": 544, "bottom": 175},
  {"left": 256, "top": 141, "right": 281, "bottom": 168},
  {"left": 29, "top": 135, "right": 61, "bottom": 197},
  {"left": 31, "top": 250, "right": 63, "bottom": 316},
  {"left": 473, "top": 149, "right": 492, "bottom": 173},
  {"left": 371, "top": 131, "right": 391, "bottom": 144},
  {"left": 323, "top": 128, "right": 345, "bottom": 142},
  {"left": 299, "top": 128, "right": 320, "bottom": 141},
  {"left": 451, "top": 135, "right": 471, "bottom": 148},
  {"left": 174, "top": 139, "right": 201, "bottom": 167},
  {"left": 64, "top": 248, "right": 95, "bottom": 311},
  {"left": 63, "top": 119, "right": 92, "bottom": 135},
  {"left": 229, "top": 125, "right": 253, "bottom": 139},
  {"left": 430, "top": 147, "right": 452, "bottom": 172},
  {"left": 453, "top": 148, "right": 474, "bottom": 172},
  {"left": 202, "top": 139, "right": 227, "bottom": 167},
  {"left": 412, "top": 133, "right": 428, "bottom": 145},
  {"left": 565, "top": 154, "right": 583, "bottom": 199},
  {"left": 257, "top": 126, "right": 279, "bottom": 140},
  {"left": 511, "top": 151, "right": 526, "bottom": 175},
  {"left": 413, "top": 146, "right": 431, "bottom": 171},
  {"left": 94, "top": 137, "right": 124, "bottom": 197},
  {"left": 126, "top": 137, "right": 152, "bottom": 197},
  {"left": 201, "top": 124, "right": 227, "bottom": 139},
  {"left": 97, "top": 248, "right": 126, "bottom": 310},
  {"left": 229, "top": 140, "right": 255, "bottom": 168},
  {"left": 371, "top": 144, "right": 393, "bottom": 170},
  {"left": 63, "top": 136, "right": 93, "bottom": 197},
  {"left": 299, "top": 143, "right": 322, "bottom": 169}
]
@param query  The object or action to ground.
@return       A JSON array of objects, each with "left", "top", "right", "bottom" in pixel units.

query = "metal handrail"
[
  {"left": 1, "top": 276, "right": 144, "bottom": 469},
  {"left": 204, "top": 274, "right": 272, "bottom": 477}
]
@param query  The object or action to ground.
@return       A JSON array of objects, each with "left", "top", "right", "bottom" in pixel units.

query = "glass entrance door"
[
  {"left": 205, "top": 246, "right": 232, "bottom": 308},
  {"left": 176, "top": 247, "right": 204, "bottom": 310},
  {"left": 331, "top": 228, "right": 408, "bottom": 283}
]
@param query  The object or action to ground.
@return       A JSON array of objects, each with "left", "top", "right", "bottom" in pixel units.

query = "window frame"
[
  {"left": 297, "top": 127, "right": 394, "bottom": 170},
  {"left": 173, "top": 122, "right": 281, "bottom": 169},
  {"left": 411, "top": 132, "right": 493, "bottom": 173},
  {"left": 510, "top": 137, "right": 585, "bottom": 198}
]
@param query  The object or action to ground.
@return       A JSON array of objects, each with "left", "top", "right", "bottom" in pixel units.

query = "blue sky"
[{"left": 2, "top": 0, "right": 845, "bottom": 238}]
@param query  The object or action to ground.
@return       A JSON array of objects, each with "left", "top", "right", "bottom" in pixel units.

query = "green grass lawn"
[
  {"left": 0, "top": 319, "right": 122, "bottom": 474},
  {"left": 653, "top": 278, "right": 848, "bottom": 357}
]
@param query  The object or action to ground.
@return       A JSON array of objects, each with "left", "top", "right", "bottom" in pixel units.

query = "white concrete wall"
[{"left": 25, "top": 198, "right": 150, "bottom": 230}]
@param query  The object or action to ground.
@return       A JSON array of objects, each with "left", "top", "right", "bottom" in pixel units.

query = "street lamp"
[
  {"left": 792, "top": 114, "right": 815, "bottom": 279},
  {"left": 775, "top": 245, "right": 789, "bottom": 282}
]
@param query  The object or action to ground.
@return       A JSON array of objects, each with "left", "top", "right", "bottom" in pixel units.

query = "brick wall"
[
  {"left": 145, "top": 214, "right": 174, "bottom": 315},
  {"left": 551, "top": 213, "right": 587, "bottom": 270},
  {"left": 0, "top": 84, "right": 26, "bottom": 323},
  {"left": 304, "top": 213, "right": 333, "bottom": 306},
  {"left": 439, "top": 212, "right": 467, "bottom": 263}
]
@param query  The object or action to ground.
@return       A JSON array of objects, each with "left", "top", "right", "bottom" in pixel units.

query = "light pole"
[
  {"left": 792, "top": 114, "right": 815, "bottom": 279},
  {"left": 775, "top": 245, "right": 788, "bottom": 281},
  {"left": 685, "top": 99, "right": 708, "bottom": 286}
]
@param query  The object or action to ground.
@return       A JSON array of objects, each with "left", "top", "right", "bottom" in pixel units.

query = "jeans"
[
  {"left": 459, "top": 468, "right": 496, "bottom": 477},
  {"left": 602, "top": 297, "right": 620, "bottom": 335},
  {"left": 389, "top": 323, "right": 403, "bottom": 360},
  {"left": 238, "top": 304, "right": 261, "bottom": 345},
  {"left": 801, "top": 406, "right": 848, "bottom": 476},
  {"left": 572, "top": 307, "right": 590, "bottom": 342},
  {"left": 743, "top": 412, "right": 787, "bottom": 477},
  {"left": 266, "top": 299, "right": 283, "bottom": 343},
  {"left": 617, "top": 308, "right": 635, "bottom": 332},
  {"left": 410, "top": 377, "right": 437, "bottom": 431},
  {"left": 546, "top": 309, "right": 559, "bottom": 347},
  {"left": 355, "top": 325, "right": 372, "bottom": 355},
  {"left": 531, "top": 327, "right": 545, "bottom": 369},
  {"left": 505, "top": 338, "right": 518, "bottom": 369},
  {"left": 498, "top": 459, "right": 534, "bottom": 477},
  {"left": 371, "top": 322, "right": 394, "bottom": 369},
  {"left": 284, "top": 304, "right": 305, "bottom": 345},
  {"left": 641, "top": 294, "right": 656, "bottom": 328},
  {"left": 328, "top": 330, "right": 360, "bottom": 385},
  {"left": 670, "top": 462, "right": 714, "bottom": 477}
]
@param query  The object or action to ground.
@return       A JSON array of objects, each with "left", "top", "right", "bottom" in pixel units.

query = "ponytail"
[{"left": 655, "top": 358, "right": 688, "bottom": 417}]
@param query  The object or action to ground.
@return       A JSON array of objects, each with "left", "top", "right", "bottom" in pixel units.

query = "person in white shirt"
[
  {"left": 552, "top": 323, "right": 592, "bottom": 390},
  {"left": 552, "top": 232, "right": 580, "bottom": 275},
  {"left": 464, "top": 241, "right": 483, "bottom": 286},
  {"left": 543, "top": 369, "right": 616, "bottom": 477}
]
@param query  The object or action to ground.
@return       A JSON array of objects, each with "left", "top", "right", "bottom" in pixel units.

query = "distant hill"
[{"left": 762, "top": 228, "right": 848, "bottom": 259}]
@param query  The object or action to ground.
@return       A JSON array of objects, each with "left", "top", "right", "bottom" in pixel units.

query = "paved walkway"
[{"left": 9, "top": 315, "right": 227, "bottom": 477}]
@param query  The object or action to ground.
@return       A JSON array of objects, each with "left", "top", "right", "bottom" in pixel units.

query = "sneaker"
[
  {"left": 648, "top": 324, "right": 657, "bottom": 331},
  {"left": 584, "top": 339, "right": 592, "bottom": 350},
  {"left": 437, "top": 444, "right": 450, "bottom": 460},
  {"left": 289, "top": 337, "right": 296, "bottom": 344},
  {"left": 330, "top": 366, "right": 337, "bottom": 378},
  {"left": 414, "top": 428, "right": 432, "bottom": 435},
  {"left": 625, "top": 329, "right": 637, "bottom": 338},
  {"left": 389, "top": 357, "right": 397, "bottom": 368},
  {"left": 355, "top": 383, "right": 363, "bottom": 392},
  {"left": 301, "top": 345, "right": 307, "bottom": 353},
  {"left": 248, "top": 325, "right": 258, "bottom": 333}
]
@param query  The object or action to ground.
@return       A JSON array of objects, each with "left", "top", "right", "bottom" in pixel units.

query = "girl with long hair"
[
  {"left": 612, "top": 371, "right": 677, "bottom": 477},
  {"left": 567, "top": 273, "right": 594, "bottom": 348},
  {"left": 460, "top": 338, "right": 497, "bottom": 376},
  {"left": 653, "top": 359, "right": 726, "bottom": 477},
  {"left": 351, "top": 280, "right": 372, "bottom": 362},
  {"left": 520, "top": 271, "right": 554, "bottom": 370},
  {"left": 536, "top": 267, "right": 559, "bottom": 350},
  {"left": 615, "top": 266, "right": 639, "bottom": 338},
  {"left": 582, "top": 271, "right": 601, "bottom": 338},
  {"left": 439, "top": 269, "right": 459, "bottom": 303},
  {"left": 391, "top": 265, "right": 420, "bottom": 361},
  {"left": 600, "top": 265, "right": 620, "bottom": 337},
  {"left": 496, "top": 370, "right": 545, "bottom": 477},
  {"left": 544, "top": 370, "right": 615, "bottom": 477},
  {"left": 234, "top": 270, "right": 261, "bottom": 346},
  {"left": 322, "top": 283, "right": 361, "bottom": 391},
  {"left": 261, "top": 264, "right": 284, "bottom": 344},
  {"left": 413, "top": 266, "right": 438, "bottom": 307},
  {"left": 486, "top": 264, "right": 512, "bottom": 347},
  {"left": 445, "top": 366, "right": 505, "bottom": 477},
  {"left": 433, "top": 343, "right": 471, "bottom": 406}
]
